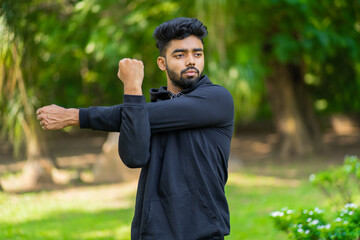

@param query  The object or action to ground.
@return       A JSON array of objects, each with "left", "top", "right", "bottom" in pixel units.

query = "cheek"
[
  {"left": 196, "top": 59, "right": 204, "bottom": 70},
  {"left": 167, "top": 60, "right": 183, "bottom": 72}
]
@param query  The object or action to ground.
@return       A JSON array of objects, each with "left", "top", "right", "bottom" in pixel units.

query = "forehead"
[{"left": 166, "top": 35, "right": 204, "bottom": 54}]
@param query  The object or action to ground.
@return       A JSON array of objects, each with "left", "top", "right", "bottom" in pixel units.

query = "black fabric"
[{"left": 79, "top": 75, "right": 234, "bottom": 239}]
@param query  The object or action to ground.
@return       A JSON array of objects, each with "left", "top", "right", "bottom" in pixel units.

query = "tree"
[
  {"left": 195, "top": 0, "right": 360, "bottom": 157},
  {"left": 0, "top": 2, "right": 55, "bottom": 190},
  {"left": 0, "top": 0, "right": 182, "bottom": 186},
  {"left": 2, "top": 0, "right": 359, "bottom": 182}
]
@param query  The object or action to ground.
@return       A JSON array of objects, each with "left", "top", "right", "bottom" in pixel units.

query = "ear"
[{"left": 157, "top": 56, "right": 167, "bottom": 71}]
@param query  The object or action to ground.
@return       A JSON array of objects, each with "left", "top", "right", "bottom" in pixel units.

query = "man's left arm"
[
  {"left": 77, "top": 84, "right": 234, "bottom": 134},
  {"left": 117, "top": 59, "right": 150, "bottom": 168}
]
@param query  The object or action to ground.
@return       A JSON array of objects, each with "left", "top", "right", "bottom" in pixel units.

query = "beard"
[{"left": 166, "top": 65, "right": 203, "bottom": 90}]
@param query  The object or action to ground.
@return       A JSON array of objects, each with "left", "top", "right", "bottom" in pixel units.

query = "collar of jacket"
[{"left": 149, "top": 75, "right": 211, "bottom": 102}]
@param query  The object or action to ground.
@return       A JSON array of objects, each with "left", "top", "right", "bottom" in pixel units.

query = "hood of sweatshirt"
[{"left": 149, "top": 75, "right": 211, "bottom": 102}]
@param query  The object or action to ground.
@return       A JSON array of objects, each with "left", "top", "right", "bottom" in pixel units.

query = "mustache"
[{"left": 181, "top": 67, "right": 200, "bottom": 75}]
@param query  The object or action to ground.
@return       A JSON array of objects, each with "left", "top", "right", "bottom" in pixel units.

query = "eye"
[
  {"left": 174, "top": 53, "right": 184, "bottom": 58},
  {"left": 194, "top": 52, "right": 203, "bottom": 57}
]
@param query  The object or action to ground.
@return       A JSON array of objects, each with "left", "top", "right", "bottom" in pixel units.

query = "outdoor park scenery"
[{"left": 1, "top": 0, "right": 360, "bottom": 239}]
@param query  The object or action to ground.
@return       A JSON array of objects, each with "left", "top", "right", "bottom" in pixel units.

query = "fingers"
[
  {"left": 118, "top": 58, "right": 144, "bottom": 76},
  {"left": 39, "top": 120, "right": 46, "bottom": 129},
  {"left": 36, "top": 105, "right": 56, "bottom": 130},
  {"left": 118, "top": 58, "right": 144, "bottom": 68},
  {"left": 36, "top": 108, "right": 43, "bottom": 115},
  {"left": 37, "top": 112, "right": 47, "bottom": 129}
]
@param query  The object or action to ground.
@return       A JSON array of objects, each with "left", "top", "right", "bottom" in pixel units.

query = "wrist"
[
  {"left": 124, "top": 85, "right": 142, "bottom": 95},
  {"left": 66, "top": 108, "right": 80, "bottom": 126}
]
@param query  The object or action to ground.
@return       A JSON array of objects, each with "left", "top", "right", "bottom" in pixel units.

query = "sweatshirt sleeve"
[
  {"left": 80, "top": 96, "right": 150, "bottom": 168},
  {"left": 118, "top": 95, "right": 150, "bottom": 168},
  {"left": 147, "top": 85, "right": 234, "bottom": 133},
  {"left": 79, "top": 85, "right": 234, "bottom": 133},
  {"left": 79, "top": 105, "right": 122, "bottom": 132}
]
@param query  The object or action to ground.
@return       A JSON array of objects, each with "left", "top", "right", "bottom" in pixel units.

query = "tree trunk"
[
  {"left": 19, "top": 120, "right": 56, "bottom": 190},
  {"left": 1, "top": 122, "right": 57, "bottom": 192},
  {"left": 265, "top": 61, "right": 322, "bottom": 158},
  {"left": 93, "top": 132, "right": 140, "bottom": 183},
  {"left": 0, "top": 41, "right": 57, "bottom": 192}
]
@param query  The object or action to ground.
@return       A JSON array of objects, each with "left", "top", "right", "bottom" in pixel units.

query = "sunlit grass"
[
  {"left": 0, "top": 170, "right": 327, "bottom": 240},
  {"left": 0, "top": 183, "right": 136, "bottom": 240},
  {"left": 225, "top": 172, "right": 326, "bottom": 240}
]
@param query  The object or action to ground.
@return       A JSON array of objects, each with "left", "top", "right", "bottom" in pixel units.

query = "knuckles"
[{"left": 119, "top": 58, "right": 143, "bottom": 67}]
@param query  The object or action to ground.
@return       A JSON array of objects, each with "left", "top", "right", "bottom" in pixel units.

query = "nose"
[{"left": 186, "top": 55, "right": 195, "bottom": 67}]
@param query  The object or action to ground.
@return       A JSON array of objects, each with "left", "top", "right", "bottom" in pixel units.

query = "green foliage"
[
  {"left": 0, "top": 12, "right": 39, "bottom": 158},
  {"left": 310, "top": 156, "right": 360, "bottom": 206},
  {"left": 271, "top": 207, "right": 327, "bottom": 239},
  {"left": 1, "top": 0, "right": 360, "bottom": 157},
  {"left": 272, "top": 156, "right": 360, "bottom": 239},
  {"left": 2, "top": 0, "right": 360, "bottom": 112},
  {"left": 271, "top": 204, "right": 360, "bottom": 240},
  {"left": 195, "top": 0, "right": 360, "bottom": 118}
]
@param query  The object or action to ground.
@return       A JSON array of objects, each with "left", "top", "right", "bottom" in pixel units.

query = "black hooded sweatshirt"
[{"left": 79, "top": 75, "right": 234, "bottom": 240}]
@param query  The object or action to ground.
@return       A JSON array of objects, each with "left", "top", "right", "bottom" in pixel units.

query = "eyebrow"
[{"left": 171, "top": 48, "right": 204, "bottom": 54}]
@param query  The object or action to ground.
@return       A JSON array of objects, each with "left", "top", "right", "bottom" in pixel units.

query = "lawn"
[
  {"left": 0, "top": 164, "right": 329, "bottom": 240},
  {"left": 225, "top": 172, "right": 325, "bottom": 240}
]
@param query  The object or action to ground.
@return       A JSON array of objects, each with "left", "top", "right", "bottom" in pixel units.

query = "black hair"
[{"left": 153, "top": 17, "right": 208, "bottom": 56}]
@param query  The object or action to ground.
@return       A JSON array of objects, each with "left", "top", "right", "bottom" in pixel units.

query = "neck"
[{"left": 167, "top": 80, "right": 183, "bottom": 94}]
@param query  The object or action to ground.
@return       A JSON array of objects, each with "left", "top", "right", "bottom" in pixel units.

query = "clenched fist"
[
  {"left": 36, "top": 104, "right": 79, "bottom": 130},
  {"left": 117, "top": 58, "right": 144, "bottom": 95}
]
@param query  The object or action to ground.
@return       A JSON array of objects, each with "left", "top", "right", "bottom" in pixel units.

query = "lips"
[
  {"left": 184, "top": 70, "right": 197, "bottom": 76},
  {"left": 182, "top": 68, "right": 199, "bottom": 77}
]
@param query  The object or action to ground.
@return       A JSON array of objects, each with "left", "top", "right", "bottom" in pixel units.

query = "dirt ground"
[{"left": 1, "top": 124, "right": 360, "bottom": 179}]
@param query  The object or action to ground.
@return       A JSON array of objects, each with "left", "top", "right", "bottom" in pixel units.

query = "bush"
[
  {"left": 271, "top": 156, "right": 360, "bottom": 239},
  {"left": 271, "top": 204, "right": 360, "bottom": 240},
  {"left": 309, "top": 156, "right": 360, "bottom": 206}
]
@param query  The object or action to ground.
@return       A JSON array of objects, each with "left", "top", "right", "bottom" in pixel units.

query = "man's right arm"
[
  {"left": 36, "top": 104, "right": 123, "bottom": 132},
  {"left": 79, "top": 105, "right": 122, "bottom": 132}
]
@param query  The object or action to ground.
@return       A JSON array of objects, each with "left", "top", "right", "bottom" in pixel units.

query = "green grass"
[
  {"left": 0, "top": 185, "right": 136, "bottom": 240},
  {"left": 0, "top": 168, "right": 328, "bottom": 240},
  {"left": 225, "top": 172, "right": 326, "bottom": 240}
]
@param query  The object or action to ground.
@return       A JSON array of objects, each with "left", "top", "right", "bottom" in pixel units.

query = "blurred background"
[{"left": 0, "top": 0, "right": 360, "bottom": 239}]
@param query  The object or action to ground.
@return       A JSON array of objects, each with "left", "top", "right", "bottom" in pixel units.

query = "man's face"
[{"left": 162, "top": 35, "right": 205, "bottom": 90}]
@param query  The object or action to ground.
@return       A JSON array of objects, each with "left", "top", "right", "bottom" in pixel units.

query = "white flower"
[
  {"left": 307, "top": 218, "right": 312, "bottom": 222},
  {"left": 336, "top": 217, "right": 342, "bottom": 222},
  {"left": 303, "top": 210, "right": 308, "bottom": 214},
  {"left": 317, "top": 225, "right": 324, "bottom": 230},
  {"left": 325, "top": 224, "right": 331, "bottom": 229},
  {"left": 310, "top": 219, "right": 319, "bottom": 226},
  {"left": 309, "top": 174, "right": 316, "bottom": 181},
  {"left": 345, "top": 203, "right": 358, "bottom": 209},
  {"left": 349, "top": 211, "right": 354, "bottom": 215},
  {"left": 287, "top": 210, "right": 294, "bottom": 214},
  {"left": 271, "top": 211, "right": 284, "bottom": 217},
  {"left": 298, "top": 224, "right": 303, "bottom": 228},
  {"left": 298, "top": 228, "right": 304, "bottom": 233},
  {"left": 314, "top": 207, "right": 323, "bottom": 214},
  {"left": 305, "top": 230, "right": 310, "bottom": 234},
  {"left": 309, "top": 211, "right": 314, "bottom": 215}
]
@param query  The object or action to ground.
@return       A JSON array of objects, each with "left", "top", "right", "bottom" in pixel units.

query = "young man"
[{"left": 37, "top": 17, "right": 234, "bottom": 240}]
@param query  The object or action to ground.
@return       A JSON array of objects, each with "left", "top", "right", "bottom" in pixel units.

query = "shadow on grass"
[{"left": 0, "top": 207, "right": 134, "bottom": 240}]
